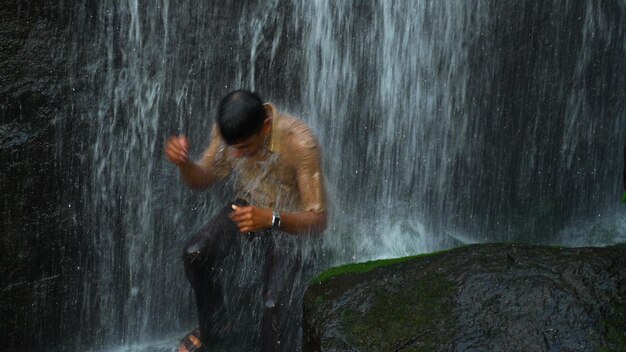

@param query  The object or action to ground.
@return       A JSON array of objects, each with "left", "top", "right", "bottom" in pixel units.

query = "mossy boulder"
[{"left": 303, "top": 243, "right": 626, "bottom": 352}]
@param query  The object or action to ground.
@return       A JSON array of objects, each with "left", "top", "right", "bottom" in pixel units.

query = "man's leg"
[
  {"left": 181, "top": 202, "right": 243, "bottom": 346},
  {"left": 260, "top": 236, "right": 307, "bottom": 352}
]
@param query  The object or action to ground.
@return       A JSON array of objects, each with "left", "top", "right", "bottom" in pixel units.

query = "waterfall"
[{"left": 65, "top": 1, "right": 625, "bottom": 350}]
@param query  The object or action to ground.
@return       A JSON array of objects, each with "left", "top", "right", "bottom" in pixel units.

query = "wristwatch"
[{"left": 271, "top": 210, "right": 281, "bottom": 230}]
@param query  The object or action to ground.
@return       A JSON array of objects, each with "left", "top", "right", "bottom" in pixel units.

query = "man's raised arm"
[{"left": 164, "top": 133, "right": 223, "bottom": 190}]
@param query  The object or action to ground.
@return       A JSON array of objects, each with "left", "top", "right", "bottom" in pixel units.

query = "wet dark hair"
[{"left": 216, "top": 90, "right": 267, "bottom": 145}]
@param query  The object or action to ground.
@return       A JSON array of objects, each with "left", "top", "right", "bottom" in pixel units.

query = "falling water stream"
[{"left": 64, "top": 1, "right": 625, "bottom": 350}]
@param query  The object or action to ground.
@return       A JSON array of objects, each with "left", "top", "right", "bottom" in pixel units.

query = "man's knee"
[{"left": 182, "top": 232, "right": 211, "bottom": 269}]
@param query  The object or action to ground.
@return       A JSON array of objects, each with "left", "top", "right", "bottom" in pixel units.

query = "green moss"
[
  {"left": 341, "top": 272, "right": 457, "bottom": 351},
  {"left": 312, "top": 243, "right": 581, "bottom": 285},
  {"left": 601, "top": 300, "right": 626, "bottom": 352},
  {"left": 311, "top": 248, "right": 454, "bottom": 284}
]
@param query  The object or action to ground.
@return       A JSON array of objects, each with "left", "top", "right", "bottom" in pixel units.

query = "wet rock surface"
[
  {"left": 303, "top": 244, "right": 626, "bottom": 352},
  {"left": 0, "top": 2, "right": 85, "bottom": 351}
]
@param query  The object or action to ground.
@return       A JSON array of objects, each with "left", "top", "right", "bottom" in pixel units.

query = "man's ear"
[
  {"left": 262, "top": 103, "right": 274, "bottom": 134},
  {"left": 262, "top": 117, "right": 272, "bottom": 134}
]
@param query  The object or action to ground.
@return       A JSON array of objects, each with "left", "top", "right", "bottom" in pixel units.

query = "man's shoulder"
[
  {"left": 276, "top": 113, "right": 314, "bottom": 134},
  {"left": 269, "top": 104, "right": 320, "bottom": 155},
  {"left": 274, "top": 113, "right": 319, "bottom": 152}
]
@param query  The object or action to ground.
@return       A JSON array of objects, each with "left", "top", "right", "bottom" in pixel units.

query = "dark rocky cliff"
[
  {"left": 303, "top": 244, "right": 626, "bottom": 352},
  {"left": 0, "top": 2, "right": 86, "bottom": 351}
]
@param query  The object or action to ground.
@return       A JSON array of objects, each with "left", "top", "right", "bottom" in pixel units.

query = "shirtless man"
[{"left": 165, "top": 90, "right": 327, "bottom": 351}]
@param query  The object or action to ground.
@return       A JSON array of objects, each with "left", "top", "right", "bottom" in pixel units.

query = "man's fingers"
[
  {"left": 165, "top": 136, "right": 189, "bottom": 165},
  {"left": 165, "top": 137, "right": 189, "bottom": 153},
  {"left": 230, "top": 205, "right": 251, "bottom": 215},
  {"left": 237, "top": 221, "right": 251, "bottom": 233},
  {"left": 230, "top": 213, "right": 248, "bottom": 223},
  {"left": 165, "top": 148, "right": 179, "bottom": 163},
  {"left": 178, "top": 136, "right": 188, "bottom": 148},
  {"left": 230, "top": 206, "right": 260, "bottom": 233},
  {"left": 176, "top": 136, "right": 189, "bottom": 156},
  {"left": 166, "top": 148, "right": 187, "bottom": 165}
]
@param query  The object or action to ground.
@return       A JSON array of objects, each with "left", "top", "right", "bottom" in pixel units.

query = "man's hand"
[
  {"left": 229, "top": 205, "right": 272, "bottom": 233},
  {"left": 165, "top": 135, "right": 190, "bottom": 166}
]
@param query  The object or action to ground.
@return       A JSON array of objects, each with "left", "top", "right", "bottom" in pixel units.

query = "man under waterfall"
[{"left": 164, "top": 90, "right": 327, "bottom": 352}]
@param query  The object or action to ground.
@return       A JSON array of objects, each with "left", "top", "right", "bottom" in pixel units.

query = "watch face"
[{"left": 272, "top": 212, "right": 280, "bottom": 228}]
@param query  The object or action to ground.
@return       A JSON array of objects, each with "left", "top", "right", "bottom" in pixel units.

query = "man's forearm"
[
  {"left": 277, "top": 210, "right": 327, "bottom": 235},
  {"left": 179, "top": 161, "right": 215, "bottom": 190}
]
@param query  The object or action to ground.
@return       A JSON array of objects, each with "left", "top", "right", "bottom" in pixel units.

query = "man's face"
[{"left": 230, "top": 118, "right": 272, "bottom": 158}]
